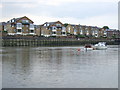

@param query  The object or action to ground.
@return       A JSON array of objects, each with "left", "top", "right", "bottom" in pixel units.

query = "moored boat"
[
  {"left": 94, "top": 42, "right": 107, "bottom": 50},
  {"left": 84, "top": 44, "right": 93, "bottom": 51}
]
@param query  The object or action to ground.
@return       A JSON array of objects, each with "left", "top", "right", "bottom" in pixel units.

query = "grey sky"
[{"left": 1, "top": 0, "right": 119, "bottom": 29}]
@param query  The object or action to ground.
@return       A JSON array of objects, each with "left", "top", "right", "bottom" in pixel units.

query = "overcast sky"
[{"left": 0, "top": 0, "right": 119, "bottom": 29}]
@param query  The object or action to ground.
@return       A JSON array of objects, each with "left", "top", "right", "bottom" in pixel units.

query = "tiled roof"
[
  {"left": 7, "top": 16, "right": 34, "bottom": 23},
  {"left": 0, "top": 22, "right": 6, "bottom": 25}
]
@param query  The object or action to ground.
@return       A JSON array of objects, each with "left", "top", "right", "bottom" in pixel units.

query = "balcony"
[
  {"left": 29, "top": 33, "right": 35, "bottom": 35},
  {"left": 29, "top": 27, "right": 34, "bottom": 30},
  {"left": 16, "top": 32, "right": 22, "bottom": 35},
  {"left": 22, "top": 20, "right": 30, "bottom": 25},
  {"left": 16, "top": 27, "right": 22, "bottom": 29},
  {"left": 52, "top": 29, "right": 57, "bottom": 31}
]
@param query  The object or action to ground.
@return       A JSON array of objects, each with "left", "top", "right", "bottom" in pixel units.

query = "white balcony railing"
[
  {"left": 16, "top": 32, "right": 22, "bottom": 35},
  {"left": 16, "top": 27, "right": 22, "bottom": 29},
  {"left": 29, "top": 27, "right": 34, "bottom": 30},
  {"left": 29, "top": 33, "right": 35, "bottom": 35},
  {"left": 52, "top": 29, "right": 57, "bottom": 31}
]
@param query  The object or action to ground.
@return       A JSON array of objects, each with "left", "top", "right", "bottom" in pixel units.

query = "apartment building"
[
  {"left": 5, "top": 16, "right": 36, "bottom": 35},
  {"left": 1, "top": 16, "right": 118, "bottom": 38},
  {"left": 41, "top": 21, "right": 67, "bottom": 37},
  {"left": 66, "top": 24, "right": 74, "bottom": 35},
  {"left": 0, "top": 22, "right": 7, "bottom": 37},
  {"left": 66, "top": 24, "right": 100, "bottom": 37},
  {"left": 35, "top": 25, "right": 41, "bottom": 36}
]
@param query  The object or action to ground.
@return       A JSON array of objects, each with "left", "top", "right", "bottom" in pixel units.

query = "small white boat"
[
  {"left": 94, "top": 42, "right": 107, "bottom": 50},
  {"left": 84, "top": 44, "right": 93, "bottom": 51}
]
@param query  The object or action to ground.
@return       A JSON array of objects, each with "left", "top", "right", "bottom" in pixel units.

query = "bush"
[
  {"left": 76, "top": 35, "right": 86, "bottom": 38},
  {"left": 2, "top": 31, "right": 8, "bottom": 33},
  {"left": 49, "top": 36, "right": 56, "bottom": 38}
]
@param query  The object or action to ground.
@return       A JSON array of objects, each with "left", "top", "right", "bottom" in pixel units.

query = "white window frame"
[{"left": 16, "top": 23, "right": 22, "bottom": 29}]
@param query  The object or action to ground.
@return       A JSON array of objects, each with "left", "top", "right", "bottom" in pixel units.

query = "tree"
[
  {"left": 64, "top": 23, "right": 69, "bottom": 27},
  {"left": 103, "top": 26, "right": 109, "bottom": 29}
]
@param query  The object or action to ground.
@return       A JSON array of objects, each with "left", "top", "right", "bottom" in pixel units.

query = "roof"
[
  {"left": 7, "top": 16, "right": 34, "bottom": 23},
  {"left": 106, "top": 29, "right": 117, "bottom": 31},
  {"left": 0, "top": 22, "right": 7, "bottom": 25}
]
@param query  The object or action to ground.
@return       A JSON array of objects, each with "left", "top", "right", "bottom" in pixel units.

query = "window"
[
  {"left": 30, "top": 30, "right": 34, "bottom": 33},
  {"left": 11, "top": 24, "right": 14, "bottom": 27},
  {"left": 30, "top": 24, "right": 34, "bottom": 28},
  {"left": 56, "top": 24, "right": 61, "bottom": 27},
  {"left": 22, "top": 20, "right": 29, "bottom": 23},
  {"left": 80, "top": 30, "right": 83, "bottom": 34},
  {"left": 14, "top": 29, "right": 16, "bottom": 32},
  {"left": 74, "top": 29, "right": 77, "bottom": 32},
  {"left": 95, "top": 30, "right": 98, "bottom": 33},
  {"left": 17, "top": 29, "right": 21, "bottom": 32},
  {"left": 44, "top": 24, "right": 47, "bottom": 26},
  {"left": 16, "top": 23, "right": 22, "bottom": 28},
  {"left": 62, "top": 32, "right": 65, "bottom": 34},
  {"left": 26, "top": 25, "right": 28, "bottom": 27},
  {"left": 47, "top": 24, "right": 49, "bottom": 26},
  {"left": 52, "top": 26, "right": 56, "bottom": 30},
  {"left": 12, "top": 19, "right": 14, "bottom": 22},
  {"left": 52, "top": 32, "right": 56, "bottom": 34},
  {"left": 49, "top": 27, "right": 52, "bottom": 30}
]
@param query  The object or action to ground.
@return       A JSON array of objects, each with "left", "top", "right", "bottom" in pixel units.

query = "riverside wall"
[{"left": 1, "top": 36, "right": 119, "bottom": 47}]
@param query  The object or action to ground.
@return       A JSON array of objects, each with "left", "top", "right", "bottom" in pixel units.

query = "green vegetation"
[
  {"left": 64, "top": 23, "right": 69, "bottom": 27},
  {"left": 76, "top": 34, "right": 86, "bottom": 38},
  {"left": 112, "top": 34, "right": 117, "bottom": 39},
  {"left": 2, "top": 31, "right": 8, "bottom": 33},
  {"left": 103, "top": 26, "right": 109, "bottom": 29}
]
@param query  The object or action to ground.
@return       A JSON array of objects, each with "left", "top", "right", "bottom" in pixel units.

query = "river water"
[{"left": 1, "top": 45, "right": 118, "bottom": 88}]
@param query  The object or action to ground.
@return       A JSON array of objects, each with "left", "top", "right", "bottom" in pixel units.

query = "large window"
[
  {"left": 16, "top": 23, "right": 22, "bottom": 28},
  {"left": 22, "top": 20, "right": 29, "bottom": 23},
  {"left": 30, "top": 24, "right": 34, "bottom": 29},
  {"left": 56, "top": 24, "right": 61, "bottom": 27}
]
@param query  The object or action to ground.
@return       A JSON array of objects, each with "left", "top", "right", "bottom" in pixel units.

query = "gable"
[{"left": 16, "top": 16, "right": 34, "bottom": 23}]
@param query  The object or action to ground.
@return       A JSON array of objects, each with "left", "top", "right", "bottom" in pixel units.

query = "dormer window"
[
  {"left": 47, "top": 23, "right": 49, "bottom": 26},
  {"left": 11, "top": 19, "right": 15, "bottom": 23},
  {"left": 44, "top": 24, "right": 46, "bottom": 26}
]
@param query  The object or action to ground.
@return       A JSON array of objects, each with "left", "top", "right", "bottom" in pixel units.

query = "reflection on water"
[{"left": 2, "top": 46, "right": 118, "bottom": 88}]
